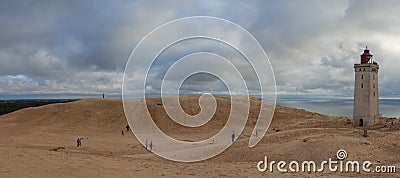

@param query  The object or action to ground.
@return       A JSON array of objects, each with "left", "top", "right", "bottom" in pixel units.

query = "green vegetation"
[{"left": 0, "top": 99, "right": 78, "bottom": 115}]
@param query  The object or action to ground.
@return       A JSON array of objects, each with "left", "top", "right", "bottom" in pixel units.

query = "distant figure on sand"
[
  {"left": 150, "top": 141, "right": 153, "bottom": 151},
  {"left": 255, "top": 129, "right": 259, "bottom": 137},
  {"left": 76, "top": 138, "right": 81, "bottom": 147},
  {"left": 122, "top": 130, "right": 124, "bottom": 135},
  {"left": 231, "top": 132, "right": 235, "bottom": 143},
  {"left": 145, "top": 139, "right": 148, "bottom": 150},
  {"left": 391, "top": 121, "right": 394, "bottom": 131},
  {"left": 126, "top": 125, "right": 130, "bottom": 131}
]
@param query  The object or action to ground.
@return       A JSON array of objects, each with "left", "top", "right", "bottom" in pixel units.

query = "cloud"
[{"left": 1, "top": 0, "right": 400, "bottom": 98}]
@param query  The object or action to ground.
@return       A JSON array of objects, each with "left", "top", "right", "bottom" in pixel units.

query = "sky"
[{"left": 1, "top": 0, "right": 400, "bottom": 99}]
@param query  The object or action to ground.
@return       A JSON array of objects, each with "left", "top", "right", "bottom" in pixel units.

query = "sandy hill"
[{"left": 0, "top": 97, "right": 399, "bottom": 177}]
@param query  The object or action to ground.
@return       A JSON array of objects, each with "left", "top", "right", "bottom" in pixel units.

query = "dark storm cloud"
[
  {"left": 1, "top": 0, "right": 400, "bottom": 97},
  {"left": 0, "top": 0, "right": 135, "bottom": 72}
]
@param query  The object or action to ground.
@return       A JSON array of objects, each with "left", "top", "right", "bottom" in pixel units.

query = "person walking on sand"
[
  {"left": 145, "top": 138, "right": 148, "bottom": 150},
  {"left": 150, "top": 141, "right": 153, "bottom": 151},
  {"left": 231, "top": 132, "right": 235, "bottom": 143},
  {"left": 80, "top": 137, "right": 84, "bottom": 147},
  {"left": 391, "top": 121, "right": 394, "bottom": 131},
  {"left": 76, "top": 138, "right": 81, "bottom": 147},
  {"left": 122, "top": 130, "right": 124, "bottom": 136},
  {"left": 126, "top": 125, "right": 130, "bottom": 131}
]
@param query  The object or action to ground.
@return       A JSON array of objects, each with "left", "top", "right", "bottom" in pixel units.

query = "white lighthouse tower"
[{"left": 353, "top": 47, "right": 380, "bottom": 127}]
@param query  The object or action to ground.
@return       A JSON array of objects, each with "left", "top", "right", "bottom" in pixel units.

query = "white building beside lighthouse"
[{"left": 353, "top": 47, "right": 380, "bottom": 127}]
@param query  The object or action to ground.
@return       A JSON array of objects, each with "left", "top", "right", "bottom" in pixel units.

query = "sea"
[{"left": 276, "top": 95, "right": 400, "bottom": 118}]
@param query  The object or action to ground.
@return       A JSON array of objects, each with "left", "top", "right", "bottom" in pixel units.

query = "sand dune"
[{"left": 0, "top": 97, "right": 399, "bottom": 177}]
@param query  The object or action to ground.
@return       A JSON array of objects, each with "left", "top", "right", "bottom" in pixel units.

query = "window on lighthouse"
[
  {"left": 361, "top": 83, "right": 363, "bottom": 88},
  {"left": 361, "top": 75, "right": 363, "bottom": 79}
]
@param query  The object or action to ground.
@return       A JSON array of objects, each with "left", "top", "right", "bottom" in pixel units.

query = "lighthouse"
[{"left": 353, "top": 47, "right": 380, "bottom": 127}]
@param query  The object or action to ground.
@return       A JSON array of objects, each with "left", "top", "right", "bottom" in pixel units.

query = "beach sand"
[{"left": 0, "top": 97, "right": 399, "bottom": 177}]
